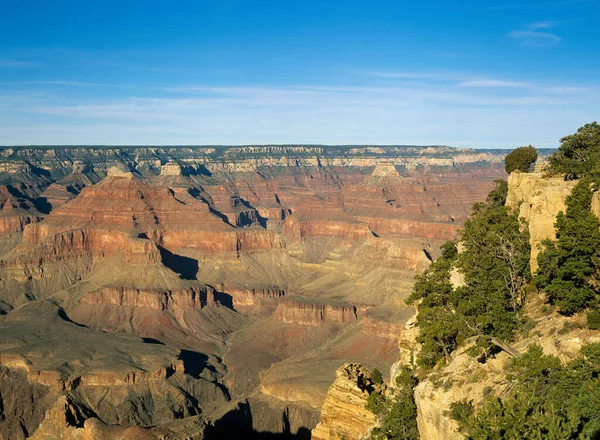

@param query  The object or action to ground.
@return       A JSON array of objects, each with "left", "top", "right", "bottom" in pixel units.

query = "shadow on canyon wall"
[
  {"left": 157, "top": 246, "right": 199, "bottom": 280},
  {"left": 206, "top": 401, "right": 311, "bottom": 439}
]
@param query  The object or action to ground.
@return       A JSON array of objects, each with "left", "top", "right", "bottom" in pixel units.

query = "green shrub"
[
  {"left": 407, "top": 184, "right": 531, "bottom": 368},
  {"left": 370, "top": 367, "right": 419, "bottom": 440},
  {"left": 371, "top": 367, "right": 383, "bottom": 385},
  {"left": 448, "top": 400, "right": 473, "bottom": 425},
  {"left": 587, "top": 310, "right": 600, "bottom": 330},
  {"left": 505, "top": 145, "right": 538, "bottom": 173},
  {"left": 453, "top": 345, "right": 600, "bottom": 439},
  {"left": 485, "top": 179, "right": 508, "bottom": 208},
  {"left": 521, "top": 318, "right": 537, "bottom": 337}
]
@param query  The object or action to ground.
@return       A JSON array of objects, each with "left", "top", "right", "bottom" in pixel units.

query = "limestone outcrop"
[
  {"left": 312, "top": 363, "right": 379, "bottom": 440},
  {"left": 506, "top": 171, "right": 577, "bottom": 271}
]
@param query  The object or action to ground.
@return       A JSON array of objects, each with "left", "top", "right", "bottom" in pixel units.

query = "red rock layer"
[
  {"left": 81, "top": 285, "right": 215, "bottom": 312},
  {"left": 273, "top": 299, "right": 365, "bottom": 326},
  {"left": 220, "top": 284, "right": 286, "bottom": 307},
  {"left": 0, "top": 185, "right": 43, "bottom": 234}
]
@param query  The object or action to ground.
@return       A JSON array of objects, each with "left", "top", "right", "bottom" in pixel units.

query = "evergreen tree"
[
  {"left": 369, "top": 367, "right": 419, "bottom": 440},
  {"left": 535, "top": 178, "right": 600, "bottom": 315},
  {"left": 457, "top": 202, "right": 531, "bottom": 340},
  {"left": 406, "top": 239, "right": 467, "bottom": 368},
  {"left": 407, "top": 183, "right": 531, "bottom": 367},
  {"left": 504, "top": 146, "right": 538, "bottom": 173},
  {"left": 485, "top": 179, "right": 508, "bottom": 208},
  {"left": 548, "top": 122, "right": 600, "bottom": 180}
]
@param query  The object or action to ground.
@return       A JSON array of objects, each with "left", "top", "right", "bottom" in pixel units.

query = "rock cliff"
[
  {"left": 413, "top": 304, "right": 600, "bottom": 440},
  {"left": 312, "top": 363, "right": 379, "bottom": 440},
  {"left": 506, "top": 171, "right": 576, "bottom": 271}
]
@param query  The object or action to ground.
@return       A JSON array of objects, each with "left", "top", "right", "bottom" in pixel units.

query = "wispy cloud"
[
  {"left": 367, "top": 71, "right": 447, "bottom": 79},
  {"left": 508, "top": 22, "right": 561, "bottom": 46},
  {"left": 0, "top": 58, "right": 37, "bottom": 68},
  {"left": 0, "top": 80, "right": 128, "bottom": 88},
  {"left": 528, "top": 21, "right": 561, "bottom": 29},
  {"left": 1, "top": 73, "right": 597, "bottom": 148},
  {"left": 458, "top": 79, "right": 528, "bottom": 88}
]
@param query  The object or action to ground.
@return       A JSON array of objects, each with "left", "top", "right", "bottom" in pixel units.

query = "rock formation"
[
  {"left": 506, "top": 171, "right": 577, "bottom": 271},
  {"left": 312, "top": 363, "right": 379, "bottom": 440},
  {"left": 0, "top": 144, "right": 507, "bottom": 437}
]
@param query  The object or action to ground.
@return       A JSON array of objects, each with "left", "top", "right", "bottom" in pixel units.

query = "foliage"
[
  {"left": 371, "top": 367, "right": 384, "bottom": 384},
  {"left": 407, "top": 187, "right": 531, "bottom": 367},
  {"left": 406, "top": 239, "right": 465, "bottom": 368},
  {"left": 369, "top": 367, "right": 419, "bottom": 440},
  {"left": 450, "top": 344, "right": 600, "bottom": 439},
  {"left": 521, "top": 318, "right": 537, "bottom": 337},
  {"left": 485, "top": 179, "right": 508, "bottom": 208},
  {"left": 504, "top": 145, "right": 538, "bottom": 173},
  {"left": 367, "top": 387, "right": 387, "bottom": 415},
  {"left": 457, "top": 202, "right": 532, "bottom": 340},
  {"left": 548, "top": 122, "right": 600, "bottom": 180},
  {"left": 535, "top": 178, "right": 600, "bottom": 315},
  {"left": 587, "top": 310, "right": 600, "bottom": 330},
  {"left": 448, "top": 400, "right": 473, "bottom": 425}
]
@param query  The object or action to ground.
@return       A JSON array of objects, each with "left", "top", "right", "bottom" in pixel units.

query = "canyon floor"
[{"left": 0, "top": 145, "right": 506, "bottom": 439}]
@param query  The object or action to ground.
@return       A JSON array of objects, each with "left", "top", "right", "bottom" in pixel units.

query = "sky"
[{"left": 0, "top": 0, "right": 599, "bottom": 148}]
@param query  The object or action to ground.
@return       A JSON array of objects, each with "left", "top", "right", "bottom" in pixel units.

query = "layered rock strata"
[{"left": 312, "top": 363, "right": 379, "bottom": 440}]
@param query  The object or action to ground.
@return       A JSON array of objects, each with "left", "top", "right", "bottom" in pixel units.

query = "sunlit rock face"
[
  {"left": 0, "top": 145, "right": 506, "bottom": 438},
  {"left": 312, "top": 363, "right": 379, "bottom": 440},
  {"left": 506, "top": 171, "right": 576, "bottom": 271}
]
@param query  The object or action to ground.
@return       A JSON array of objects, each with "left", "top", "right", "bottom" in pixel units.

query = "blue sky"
[{"left": 0, "top": 0, "right": 599, "bottom": 148}]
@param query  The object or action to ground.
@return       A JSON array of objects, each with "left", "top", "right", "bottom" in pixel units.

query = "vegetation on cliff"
[
  {"left": 450, "top": 343, "right": 600, "bottom": 439},
  {"left": 531, "top": 122, "right": 600, "bottom": 326},
  {"left": 367, "top": 366, "right": 419, "bottom": 440},
  {"left": 406, "top": 180, "right": 531, "bottom": 368},
  {"left": 535, "top": 177, "right": 600, "bottom": 316},
  {"left": 504, "top": 145, "right": 538, "bottom": 174},
  {"left": 548, "top": 122, "right": 600, "bottom": 180},
  {"left": 364, "top": 125, "right": 600, "bottom": 440}
]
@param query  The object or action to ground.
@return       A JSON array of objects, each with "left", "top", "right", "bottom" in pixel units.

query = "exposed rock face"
[
  {"left": 506, "top": 171, "right": 577, "bottom": 271},
  {"left": 312, "top": 363, "right": 379, "bottom": 440},
  {"left": 0, "top": 185, "right": 43, "bottom": 235},
  {"left": 29, "top": 396, "right": 210, "bottom": 440},
  {"left": 160, "top": 161, "right": 183, "bottom": 176},
  {"left": 0, "top": 145, "right": 507, "bottom": 437},
  {"left": 371, "top": 162, "right": 400, "bottom": 178},
  {"left": 78, "top": 285, "right": 214, "bottom": 311},
  {"left": 0, "top": 301, "right": 228, "bottom": 440},
  {"left": 413, "top": 304, "right": 600, "bottom": 440},
  {"left": 273, "top": 298, "right": 362, "bottom": 326},
  {"left": 40, "top": 183, "right": 78, "bottom": 210}
]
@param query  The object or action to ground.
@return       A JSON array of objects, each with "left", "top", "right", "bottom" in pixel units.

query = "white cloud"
[
  {"left": 0, "top": 73, "right": 597, "bottom": 149},
  {"left": 0, "top": 58, "right": 37, "bottom": 68},
  {"left": 528, "top": 21, "right": 560, "bottom": 30},
  {"left": 508, "top": 22, "right": 561, "bottom": 46},
  {"left": 457, "top": 80, "right": 528, "bottom": 88},
  {"left": 0, "top": 80, "right": 127, "bottom": 88}
]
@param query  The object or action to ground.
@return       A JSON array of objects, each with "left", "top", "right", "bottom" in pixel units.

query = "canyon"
[
  {"left": 310, "top": 167, "right": 600, "bottom": 440},
  {"left": 0, "top": 145, "right": 506, "bottom": 439}
]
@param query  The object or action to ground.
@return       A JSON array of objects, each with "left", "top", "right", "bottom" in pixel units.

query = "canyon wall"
[{"left": 0, "top": 145, "right": 507, "bottom": 438}]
